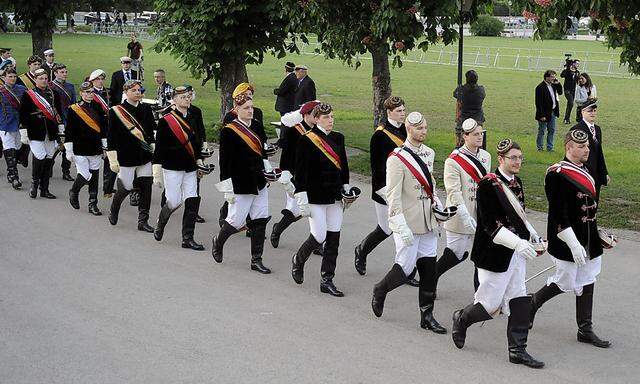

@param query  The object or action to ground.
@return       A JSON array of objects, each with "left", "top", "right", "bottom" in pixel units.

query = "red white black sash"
[
  {"left": 483, "top": 173, "right": 528, "bottom": 234},
  {"left": 547, "top": 160, "right": 596, "bottom": 199},
  {"left": 50, "top": 80, "right": 72, "bottom": 104},
  {"left": 448, "top": 149, "right": 487, "bottom": 183},
  {"left": 164, "top": 111, "right": 196, "bottom": 160},
  {"left": 390, "top": 146, "right": 434, "bottom": 199},
  {"left": 26, "top": 89, "right": 58, "bottom": 123},
  {"left": 0, "top": 85, "right": 21, "bottom": 109},
  {"left": 93, "top": 92, "right": 109, "bottom": 113}
]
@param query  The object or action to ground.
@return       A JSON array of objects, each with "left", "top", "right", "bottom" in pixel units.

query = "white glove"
[
  {"left": 106, "top": 151, "right": 120, "bottom": 173},
  {"left": 389, "top": 214, "right": 415, "bottom": 247},
  {"left": 525, "top": 220, "right": 543, "bottom": 243},
  {"left": 457, "top": 204, "right": 477, "bottom": 232},
  {"left": 493, "top": 227, "right": 536, "bottom": 260},
  {"left": 20, "top": 129, "right": 29, "bottom": 144},
  {"left": 57, "top": 124, "right": 65, "bottom": 135},
  {"left": 557, "top": 227, "right": 587, "bottom": 266},
  {"left": 152, "top": 164, "right": 163, "bottom": 189},
  {"left": 150, "top": 143, "right": 156, "bottom": 152},
  {"left": 101, "top": 138, "right": 108, "bottom": 150},
  {"left": 63, "top": 142, "right": 74, "bottom": 162},
  {"left": 278, "top": 171, "right": 296, "bottom": 196},
  {"left": 224, "top": 192, "right": 236, "bottom": 204},
  {"left": 215, "top": 178, "right": 236, "bottom": 204},
  {"left": 294, "top": 192, "right": 311, "bottom": 217},
  {"left": 375, "top": 186, "right": 387, "bottom": 202},
  {"left": 197, "top": 159, "right": 204, "bottom": 167},
  {"left": 432, "top": 195, "right": 444, "bottom": 210},
  {"left": 263, "top": 159, "right": 273, "bottom": 172}
]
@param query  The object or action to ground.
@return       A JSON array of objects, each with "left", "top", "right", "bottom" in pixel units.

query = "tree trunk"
[
  {"left": 218, "top": 56, "right": 248, "bottom": 121},
  {"left": 31, "top": 18, "right": 54, "bottom": 56},
  {"left": 66, "top": 12, "right": 74, "bottom": 33},
  {"left": 369, "top": 43, "right": 392, "bottom": 128}
]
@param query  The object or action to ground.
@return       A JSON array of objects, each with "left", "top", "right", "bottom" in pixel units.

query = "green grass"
[{"left": 4, "top": 33, "right": 638, "bottom": 230}]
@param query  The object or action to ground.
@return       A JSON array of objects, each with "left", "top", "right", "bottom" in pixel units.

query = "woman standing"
[
  {"left": 453, "top": 70, "right": 486, "bottom": 147},
  {"left": 574, "top": 73, "right": 597, "bottom": 122}
]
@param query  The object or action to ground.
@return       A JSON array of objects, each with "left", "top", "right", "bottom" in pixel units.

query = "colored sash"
[
  {"left": 70, "top": 103, "right": 101, "bottom": 134},
  {"left": 547, "top": 160, "right": 596, "bottom": 199},
  {"left": 93, "top": 92, "right": 109, "bottom": 113},
  {"left": 26, "top": 89, "right": 57, "bottom": 123},
  {"left": 390, "top": 147, "right": 434, "bottom": 199},
  {"left": 50, "top": 80, "right": 72, "bottom": 104},
  {"left": 376, "top": 125, "right": 404, "bottom": 147},
  {"left": 164, "top": 111, "right": 196, "bottom": 160},
  {"left": 306, "top": 131, "right": 342, "bottom": 170},
  {"left": 293, "top": 123, "right": 306, "bottom": 135},
  {"left": 224, "top": 121, "right": 263, "bottom": 156},
  {"left": 112, "top": 104, "right": 152, "bottom": 151},
  {"left": 0, "top": 85, "right": 21, "bottom": 109},
  {"left": 19, "top": 73, "right": 36, "bottom": 89},
  {"left": 482, "top": 173, "right": 528, "bottom": 236},
  {"left": 448, "top": 150, "right": 487, "bottom": 183}
]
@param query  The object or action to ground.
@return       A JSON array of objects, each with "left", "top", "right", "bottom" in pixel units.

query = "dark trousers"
[{"left": 564, "top": 91, "right": 575, "bottom": 122}]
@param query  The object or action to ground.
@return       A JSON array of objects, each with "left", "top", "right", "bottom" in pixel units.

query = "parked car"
[{"left": 132, "top": 11, "right": 158, "bottom": 25}]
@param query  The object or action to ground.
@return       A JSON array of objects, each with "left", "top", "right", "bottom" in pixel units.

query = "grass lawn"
[{"left": 4, "top": 33, "right": 639, "bottom": 230}]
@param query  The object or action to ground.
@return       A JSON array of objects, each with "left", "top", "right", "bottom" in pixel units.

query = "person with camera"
[
  {"left": 560, "top": 57, "right": 580, "bottom": 124},
  {"left": 453, "top": 70, "right": 485, "bottom": 147},
  {"left": 534, "top": 70, "right": 563, "bottom": 152},
  {"left": 574, "top": 72, "right": 597, "bottom": 123}
]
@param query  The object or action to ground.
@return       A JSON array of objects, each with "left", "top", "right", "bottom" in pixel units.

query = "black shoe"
[
  {"left": 419, "top": 290, "right": 446, "bottom": 334},
  {"left": 291, "top": 254, "right": 304, "bottom": 284},
  {"left": 452, "top": 309, "right": 467, "bottom": 349},
  {"left": 577, "top": 330, "right": 611, "bottom": 348},
  {"left": 211, "top": 222, "right": 239, "bottom": 263},
  {"left": 182, "top": 238, "right": 205, "bottom": 251},
  {"left": 576, "top": 283, "right": 610, "bottom": 348},
  {"left": 11, "top": 178, "right": 22, "bottom": 190},
  {"left": 195, "top": 214, "right": 205, "bottom": 223},
  {"left": 320, "top": 279, "right": 344, "bottom": 297},
  {"left": 270, "top": 209, "right": 300, "bottom": 248},
  {"left": 30, "top": 183, "right": 39, "bottom": 198},
  {"left": 62, "top": 173, "right": 75, "bottom": 181},
  {"left": 212, "top": 236, "right": 224, "bottom": 263},
  {"left": 509, "top": 350, "right": 545, "bottom": 368},
  {"left": 354, "top": 225, "right": 390, "bottom": 276},
  {"left": 452, "top": 303, "right": 492, "bottom": 349},
  {"left": 40, "top": 190, "right": 56, "bottom": 199},
  {"left": 138, "top": 222, "right": 154, "bottom": 232},
  {"left": 251, "top": 257, "right": 272, "bottom": 274},
  {"left": 291, "top": 235, "right": 321, "bottom": 284},
  {"left": 154, "top": 204, "right": 176, "bottom": 241},
  {"left": 69, "top": 190, "right": 80, "bottom": 209},
  {"left": 88, "top": 204, "right": 102, "bottom": 216},
  {"left": 371, "top": 264, "right": 407, "bottom": 317},
  {"left": 507, "top": 296, "right": 544, "bottom": 368},
  {"left": 181, "top": 197, "right": 204, "bottom": 250}
]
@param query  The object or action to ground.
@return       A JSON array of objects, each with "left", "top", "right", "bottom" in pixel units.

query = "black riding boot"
[
  {"left": 109, "top": 178, "right": 131, "bottom": 225},
  {"left": 181, "top": 197, "right": 205, "bottom": 250},
  {"left": 69, "top": 174, "right": 88, "bottom": 209},
  {"left": 354, "top": 225, "right": 390, "bottom": 276},
  {"left": 452, "top": 302, "right": 492, "bottom": 349},
  {"left": 17, "top": 144, "right": 30, "bottom": 167},
  {"left": 270, "top": 209, "right": 301, "bottom": 248},
  {"left": 291, "top": 234, "right": 321, "bottom": 284},
  {"left": 211, "top": 221, "right": 239, "bottom": 263},
  {"left": 529, "top": 282, "right": 563, "bottom": 329},
  {"left": 218, "top": 201, "right": 228, "bottom": 228},
  {"left": 103, "top": 157, "right": 116, "bottom": 196},
  {"left": 39, "top": 159, "right": 56, "bottom": 198},
  {"left": 136, "top": 177, "right": 154, "bottom": 232},
  {"left": 507, "top": 296, "right": 545, "bottom": 368},
  {"left": 61, "top": 156, "right": 74, "bottom": 181},
  {"left": 406, "top": 267, "right": 420, "bottom": 287},
  {"left": 576, "top": 283, "right": 611, "bottom": 348},
  {"left": 87, "top": 170, "right": 102, "bottom": 215},
  {"left": 154, "top": 203, "right": 177, "bottom": 241},
  {"left": 320, "top": 231, "right": 343, "bottom": 297},
  {"left": 417, "top": 257, "right": 446, "bottom": 334},
  {"left": 436, "top": 248, "right": 467, "bottom": 280},
  {"left": 371, "top": 263, "right": 407, "bottom": 317},
  {"left": 29, "top": 156, "right": 43, "bottom": 198},
  {"left": 4, "top": 149, "right": 22, "bottom": 189},
  {"left": 248, "top": 216, "right": 272, "bottom": 273}
]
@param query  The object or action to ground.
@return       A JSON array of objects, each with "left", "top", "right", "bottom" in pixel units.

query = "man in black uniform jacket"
[
  {"left": 293, "top": 65, "right": 316, "bottom": 109},
  {"left": 106, "top": 80, "right": 156, "bottom": 232},
  {"left": 109, "top": 57, "right": 137, "bottom": 106},
  {"left": 274, "top": 62, "right": 297, "bottom": 116},
  {"left": 88, "top": 69, "right": 116, "bottom": 197},
  {"left": 451, "top": 139, "right": 544, "bottom": 368},
  {"left": 569, "top": 99, "right": 609, "bottom": 200},
  {"left": 528, "top": 130, "right": 611, "bottom": 349}
]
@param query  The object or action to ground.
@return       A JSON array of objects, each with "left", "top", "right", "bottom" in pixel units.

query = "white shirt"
[
  {"left": 317, "top": 125, "right": 329, "bottom": 135},
  {"left": 497, "top": 167, "right": 514, "bottom": 182},
  {"left": 388, "top": 118, "right": 401, "bottom": 128},
  {"left": 546, "top": 82, "right": 556, "bottom": 109}
]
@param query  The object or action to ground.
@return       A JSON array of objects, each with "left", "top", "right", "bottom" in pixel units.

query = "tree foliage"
[{"left": 470, "top": 15, "right": 505, "bottom": 36}]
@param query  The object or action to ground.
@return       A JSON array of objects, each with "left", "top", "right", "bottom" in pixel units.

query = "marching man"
[
  {"left": 371, "top": 111, "right": 448, "bottom": 334},
  {"left": 106, "top": 80, "right": 157, "bottom": 232},
  {"left": 528, "top": 130, "right": 612, "bottom": 348},
  {"left": 17, "top": 55, "right": 42, "bottom": 89},
  {"left": 290, "top": 102, "right": 358, "bottom": 297},
  {"left": 50, "top": 63, "right": 76, "bottom": 181},
  {"left": 270, "top": 100, "right": 319, "bottom": 248},
  {"left": 1, "top": 68, "right": 29, "bottom": 190},
  {"left": 87, "top": 69, "right": 116, "bottom": 198},
  {"left": 451, "top": 139, "right": 545, "bottom": 369},
  {"left": 437, "top": 118, "right": 491, "bottom": 291},
  {"left": 152, "top": 86, "right": 208, "bottom": 251},
  {"left": 65, "top": 81, "right": 108, "bottom": 215}
]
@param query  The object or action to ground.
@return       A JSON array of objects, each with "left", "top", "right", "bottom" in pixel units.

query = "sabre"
[{"left": 525, "top": 264, "right": 556, "bottom": 284}]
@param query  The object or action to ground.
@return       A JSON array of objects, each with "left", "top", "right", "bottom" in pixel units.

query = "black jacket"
[
  {"left": 294, "top": 76, "right": 316, "bottom": 109},
  {"left": 19, "top": 87, "right": 63, "bottom": 141},
  {"left": 279, "top": 120, "right": 312, "bottom": 173},
  {"left": 189, "top": 104, "right": 206, "bottom": 145},
  {"left": 219, "top": 119, "right": 268, "bottom": 195},
  {"left": 107, "top": 100, "right": 156, "bottom": 167},
  {"left": 42, "top": 62, "right": 57, "bottom": 80},
  {"left": 295, "top": 126, "right": 349, "bottom": 205},
  {"left": 274, "top": 72, "right": 298, "bottom": 114},
  {"left": 153, "top": 110, "right": 203, "bottom": 172},
  {"left": 109, "top": 69, "right": 138, "bottom": 106},
  {"left": 570, "top": 121, "right": 608, "bottom": 192},
  {"left": 471, "top": 174, "right": 529, "bottom": 272},
  {"left": 560, "top": 69, "right": 579, "bottom": 95},
  {"left": 535, "top": 81, "right": 563, "bottom": 121},
  {"left": 65, "top": 101, "right": 107, "bottom": 156},
  {"left": 545, "top": 160, "right": 602, "bottom": 262},
  {"left": 370, "top": 120, "right": 407, "bottom": 205},
  {"left": 454, "top": 84, "right": 485, "bottom": 123}
]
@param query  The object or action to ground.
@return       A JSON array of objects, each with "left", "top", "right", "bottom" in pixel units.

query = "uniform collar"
[
  {"left": 460, "top": 145, "right": 479, "bottom": 157},
  {"left": 497, "top": 167, "right": 515, "bottom": 182},
  {"left": 238, "top": 117, "right": 251, "bottom": 127},
  {"left": 387, "top": 118, "right": 401, "bottom": 128},
  {"left": 317, "top": 125, "right": 329, "bottom": 135},
  {"left": 124, "top": 99, "right": 139, "bottom": 107}
]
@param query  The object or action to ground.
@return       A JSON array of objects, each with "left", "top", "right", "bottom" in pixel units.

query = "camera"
[{"left": 564, "top": 53, "right": 579, "bottom": 69}]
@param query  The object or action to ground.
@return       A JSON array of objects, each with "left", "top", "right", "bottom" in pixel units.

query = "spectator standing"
[
  {"left": 534, "top": 69, "right": 563, "bottom": 151},
  {"left": 293, "top": 65, "right": 316, "bottom": 109},
  {"left": 574, "top": 73, "right": 597, "bottom": 122},
  {"left": 560, "top": 59, "right": 580, "bottom": 124},
  {"left": 115, "top": 14, "right": 123, "bottom": 34},
  {"left": 127, "top": 33, "right": 144, "bottom": 80},
  {"left": 42, "top": 49, "right": 57, "bottom": 80},
  {"left": 273, "top": 61, "right": 297, "bottom": 116},
  {"left": 122, "top": 13, "right": 128, "bottom": 25},
  {"left": 109, "top": 56, "right": 138, "bottom": 105},
  {"left": 453, "top": 69, "right": 486, "bottom": 147}
]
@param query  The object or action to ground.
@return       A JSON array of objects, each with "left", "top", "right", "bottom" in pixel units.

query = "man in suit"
[
  {"left": 535, "top": 69, "right": 563, "bottom": 152},
  {"left": 109, "top": 56, "right": 138, "bottom": 106},
  {"left": 42, "top": 49, "right": 57, "bottom": 80},
  {"left": 293, "top": 65, "right": 316, "bottom": 109},
  {"left": 274, "top": 62, "right": 297, "bottom": 116},
  {"left": 569, "top": 99, "right": 609, "bottom": 199}
]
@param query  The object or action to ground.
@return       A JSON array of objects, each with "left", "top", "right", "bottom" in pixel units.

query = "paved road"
[{"left": 1, "top": 161, "right": 638, "bottom": 384}]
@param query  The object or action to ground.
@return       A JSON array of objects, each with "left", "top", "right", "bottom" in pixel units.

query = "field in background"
[{"left": 4, "top": 33, "right": 638, "bottom": 230}]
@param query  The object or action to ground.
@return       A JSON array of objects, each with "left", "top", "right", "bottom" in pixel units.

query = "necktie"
[
  {"left": 125, "top": 72, "right": 130, "bottom": 81},
  {"left": 589, "top": 125, "right": 598, "bottom": 143}
]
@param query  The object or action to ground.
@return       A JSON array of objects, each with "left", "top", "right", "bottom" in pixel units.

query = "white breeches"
[
  {"left": 30, "top": 138, "right": 57, "bottom": 160},
  {"left": 393, "top": 230, "right": 438, "bottom": 276},
  {"left": 546, "top": 255, "right": 601, "bottom": 296},
  {"left": 163, "top": 169, "right": 198, "bottom": 210},
  {"left": 474, "top": 253, "right": 527, "bottom": 317},
  {"left": 374, "top": 202, "right": 392, "bottom": 235},
  {"left": 74, "top": 155, "right": 102, "bottom": 180},
  {"left": 118, "top": 162, "right": 152, "bottom": 190},
  {"left": 0, "top": 130, "right": 23, "bottom": 150},
  {"left": 308, "top": 202, "right": 343, "bottom": 243},
  {"left": 446, "top": 231, "right": 475, "bottom": 260},
  {"left": 284, "top": 192, "right": 301, "bottom": 217},
  {"left": 226, "top": 186, "right": 269, "bottom": 229}
]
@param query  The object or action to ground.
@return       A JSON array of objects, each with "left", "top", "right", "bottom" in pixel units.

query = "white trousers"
[
  {"left": 374, "top": 202, "right": 392, "bottom": 235},
  {"left": 284, "top": 192, "right": 301, "bottom": 217},
  {"left": 0, "top": 130, "right": 23, "bottom": 150},
  {"left": 74, "top": 155, "right": 102, "bottom": 180},
  {"left": 30, "top": 139, "right": 57, "bottom": 160},
  {"left": 446, "top": 231, "right": 474, "bottom": 260},
  {"left": 393, "top": 231, "right": 438, "bottom": 275},
  {"left": 163, "top": 169, "right": 198, "bottom": 210},
  {"left": 118, "top": 162, "right": 152, "bottom": 190},
  {"left": 474, "top": 253, "right": 527, "bottom": 317},
  {"left": 308, "top": 202, "right": 343, "bottom": 243},
  {"left": 547, "top": 255, "right": 602, "bottom": 296},
  {"left": 226, "top": 186, "right": 269, "bottom": 229}
]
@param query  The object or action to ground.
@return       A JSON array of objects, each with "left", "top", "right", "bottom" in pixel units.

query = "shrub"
[{"left": 470, "top": 15, "right": 505, "bottom": 36}]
